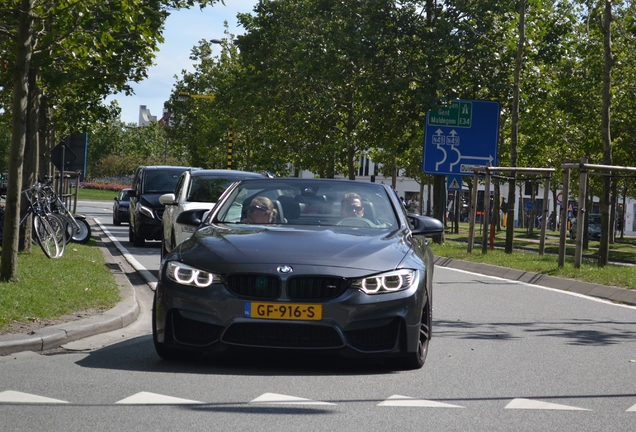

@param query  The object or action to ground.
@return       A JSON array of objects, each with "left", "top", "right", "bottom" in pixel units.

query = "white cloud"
[{"left": 106, "top": 2, "right": 256, "bottom": 125}]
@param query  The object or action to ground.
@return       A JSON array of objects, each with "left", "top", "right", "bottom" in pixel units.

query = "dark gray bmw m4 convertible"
[{"left": 153, "top": 178, "right": 443, "bottom": 370}]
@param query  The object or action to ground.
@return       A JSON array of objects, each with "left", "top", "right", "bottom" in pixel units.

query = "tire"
[
  {"left": 33, "top": 215, "right": 60, "bottom": 259},
  {"left": 133, "top": 226, "right": 145, "bottom": 247},
  {"left": 54, "top": 213, "right": 75, "bottom": 245},
  {"left": 71, "top": 217, "right": 91, "bottom": 244},
  {"left": 152, "top": 297, "right": 199, "bottom": 361},
  {"left": 160, "top": 236, "right": 168, "bottom": 260},
  {"left": 46, "top": 213, "right": 68, "bottom": 257},
  {"left": 113, "top": 212, "right": 121, "bottom": 226},
  {"left": 385, "top": 295, "right": 431, "bottom": 371}
]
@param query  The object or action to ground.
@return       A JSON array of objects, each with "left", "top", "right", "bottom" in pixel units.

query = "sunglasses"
[
  {"left": 347, "top": 205, "right": 363, "bottom": 213},
  {"left": 248, "top": 205, "right": 268, "bottom": 214}
]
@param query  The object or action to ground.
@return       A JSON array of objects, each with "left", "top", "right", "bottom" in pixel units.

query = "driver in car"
[{"left": 340, "top": 193, "right": 365, "bottom": 218}]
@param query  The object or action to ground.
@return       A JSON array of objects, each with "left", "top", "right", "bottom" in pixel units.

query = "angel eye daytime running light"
[
  {"left": 167, "top": 262, "right": 217, "bottom": 288},
  {"left": 356, "top": 270, "right": 416, "bottom": 295}
]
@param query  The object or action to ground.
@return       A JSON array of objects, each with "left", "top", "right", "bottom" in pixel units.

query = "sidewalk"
[{"left": 1, "top": 222, "right": 635, "bottom": 357}]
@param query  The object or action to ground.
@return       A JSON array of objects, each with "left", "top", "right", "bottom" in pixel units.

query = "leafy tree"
[{"left": 0, "top": 0, "right": 220, "bottom": 281}]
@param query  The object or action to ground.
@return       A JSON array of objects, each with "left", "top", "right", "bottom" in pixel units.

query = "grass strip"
[
  {"left": 0, "top": 240, "right": 121, "bottom": 331},
  {"left": 430, "top": 235, "right": 636, "bottom": 290}
]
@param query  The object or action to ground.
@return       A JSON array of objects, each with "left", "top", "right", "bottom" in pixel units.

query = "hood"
[
  {"left": 140, "top": 193, "right": 165, "bottom": 209},
  {"left": 179, "top": 224, "right": 410, "bottom": 272}
]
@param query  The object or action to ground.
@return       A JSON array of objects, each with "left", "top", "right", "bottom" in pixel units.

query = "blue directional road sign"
[{"left": 422, "top": 100, "right": 500, "bottom": 176}]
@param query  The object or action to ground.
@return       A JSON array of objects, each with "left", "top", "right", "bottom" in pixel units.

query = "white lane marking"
[
  {"left": 505, "top": 398, "right": 589, "bottom": 410},
  {"left": 437, "top": 266, "right": 636, "bottom": 311},
  {"left": 378, "top": 395, "right": 464, "bottom": 408},
  {"left": 94, "top": 218, "right": 157, "bottom": 290},
  {"left": 115, "top": 391, "right": 203, "bottom": 405},
  {"left": 0, "top": 390, "right": 68, "bottom": 404},
  {"left": 627, "top": 403, "right": 636, "bottom": 412},
  {"left": 250, "top": 393, "right": 336, "bottom": 405}
]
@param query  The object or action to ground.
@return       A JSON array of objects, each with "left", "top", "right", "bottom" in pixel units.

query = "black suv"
[{"left": 128, "top": 165, "right": 193, "bottom": 246}]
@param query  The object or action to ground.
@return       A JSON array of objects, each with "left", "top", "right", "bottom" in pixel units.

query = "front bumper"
[
  {"left": 136, "top": 213, "right": 162, "bottom": 240},
  {"left": 154, "top": 273, "right": 426, "bottom": 357}
]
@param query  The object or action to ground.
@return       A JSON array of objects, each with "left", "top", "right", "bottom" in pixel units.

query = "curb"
[
  {"left": 0, "top": 219, "right": 140, "bottom": 356},
  {"left": 434, "top": 256, "right": 636, "bottom": 306}
]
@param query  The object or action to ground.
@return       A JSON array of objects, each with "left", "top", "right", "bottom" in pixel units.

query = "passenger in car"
[
  {"left": 242, "top": 197, "right": 278, "bottom": 224},
  {"left": 340, "top": 193, "right": 365, "bottom": 218}
]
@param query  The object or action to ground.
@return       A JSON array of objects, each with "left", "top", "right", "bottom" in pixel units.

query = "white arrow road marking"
[
  {"left": 115, "top": 392, "right": 203, "bottom": 405},
  {"left": 627, "top": 403, "right": 636, "bottom": 412},
  {"left": 250, "top": 393, "right": 335, "bottom": 405},
  {"left": 0, "top": 390, "right": 67, "bottom": 404},
  {"left": 505, "top": 398, "right": 589, "bottom": 410},
  {"left": 378, "top": 395, "right": 464, "bottom": 408}
]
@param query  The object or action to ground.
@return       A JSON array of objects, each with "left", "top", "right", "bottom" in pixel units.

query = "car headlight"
[
  {"left": 350, "top": 269, "right": 417, "bottom": 295},
  {"left": 139, "top": 205, "right": 155, "bottom": 219},
  {"left": 165, "top": 261, "right": 222, "bottom": 288}
]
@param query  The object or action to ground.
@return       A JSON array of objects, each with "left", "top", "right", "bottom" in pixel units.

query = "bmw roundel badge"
[{"left": 277, "top": 265, "right": 293, "bottom": 274}]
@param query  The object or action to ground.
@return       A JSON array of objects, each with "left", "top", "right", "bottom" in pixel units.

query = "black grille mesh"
[
  {"left": 287, "top": 276, "right": 348, "bottom": 300},
  {"left": 344, "top": 318, "right": 401, "bottom": 351},
  {"left": 226, "top": 275, "right": 281, "bottom": 298},
  {"left": 171, "top": 310, "right": 223, "bottom": 346},
  {"left": 223, "top": 322, "right": 343, "bottom": 348}
]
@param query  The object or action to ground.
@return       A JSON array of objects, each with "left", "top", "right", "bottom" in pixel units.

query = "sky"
[{"left": 105, "top": 1, "right": 257, "bottom": 125}]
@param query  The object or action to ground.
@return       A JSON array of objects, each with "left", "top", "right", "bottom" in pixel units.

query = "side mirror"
[
  {"left": 159, "top": 193, "right": 176, "bottom": 206},
  {"left": 176, "top": 209, "right": 207, "bottom": 228},
  {"left": 409, "top": 215, "right": 443, "bottom": 236}
]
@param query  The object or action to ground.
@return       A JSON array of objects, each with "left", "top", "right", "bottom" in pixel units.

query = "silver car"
[{"left": 158, "top": 169, "right": 266, "bottom": 258}]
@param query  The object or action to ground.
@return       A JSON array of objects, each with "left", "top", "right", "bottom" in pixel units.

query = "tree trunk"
[
  {"left": 598, "top": 0, "right": 613, "bottom": 266},
  {"left": 432, "top": 175, "right": 445, "bottom": 244},
  {"left": 19, "top": 68, "right": 40, "bottom": 252},
  {"left": 506, "top": 0, "right": 525, "bottom": 254},
  {"left": 1, "top": 0, "right": 34, "bottom": 282}
]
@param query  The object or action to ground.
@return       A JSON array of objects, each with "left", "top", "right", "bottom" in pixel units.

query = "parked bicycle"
[{"left": 0, "top": 178, "right": 92, "bottom": 258}]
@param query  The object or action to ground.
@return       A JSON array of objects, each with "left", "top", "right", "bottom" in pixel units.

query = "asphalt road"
[{"left": 0, "top": 200, "right": 635, "bottom": 431}]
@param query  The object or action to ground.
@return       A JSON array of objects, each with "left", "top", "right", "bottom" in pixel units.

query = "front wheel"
[
  {"left": 71, "top": 218, "right": 91, "bottom": 244},
  {"left": 33, "top": 215, "right": 61, "bottom": 259},
  {"left": 152, "top": 297, "right": 200, "bottom": 361},
  {"left": 46, "top": 213, "right": 68, "bottom": 257},
  {"left": 385, "top": 297, "right": 431, "bottom": 370}
]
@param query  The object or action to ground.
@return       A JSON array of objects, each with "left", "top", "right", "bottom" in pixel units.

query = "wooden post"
[
  {"left": 575, "top": 157, "right": 588, "bottom": 268},
  {"left": 558, "top": 167, "right": 570, "bottom": 267},
  {"left": 467, "top": 171, "right": 479, "bottom": 253},
  {"left": 481, "top": 166, "right": 491, "bottom": 254},
  {"left": 539, "top": 173, "right": 550, "bottom": 255}
]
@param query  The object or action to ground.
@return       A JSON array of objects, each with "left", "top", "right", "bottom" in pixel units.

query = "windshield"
[
  {"left": 214, "top": 179, "right": 399, "bottom": 228},
  {"left": 187, "top": 177, "right": 237, "bottom": 203},
  {"left": 588, "top": 214, "right": 601, "bottom": 225},
  {"left": 144, "top": 170, "right": 183, "bottom": 194}
]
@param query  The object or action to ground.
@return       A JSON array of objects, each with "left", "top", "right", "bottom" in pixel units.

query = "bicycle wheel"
[
  {"left": 71, "top": 217, "right": 91, "bottom": 244},
  {"left": 56, "top": 213, "right": 75, "bottom": 245},
  {"left": 46, "top": 213, "right": 68, "bottom": 257},
  {"left": 33, "top": 214, "right": 61, "bottom": 259}
]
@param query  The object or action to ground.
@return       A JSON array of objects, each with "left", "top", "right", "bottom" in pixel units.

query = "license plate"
[{"left": 244, "top": 302, "right": 322, "bottom": 320}]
